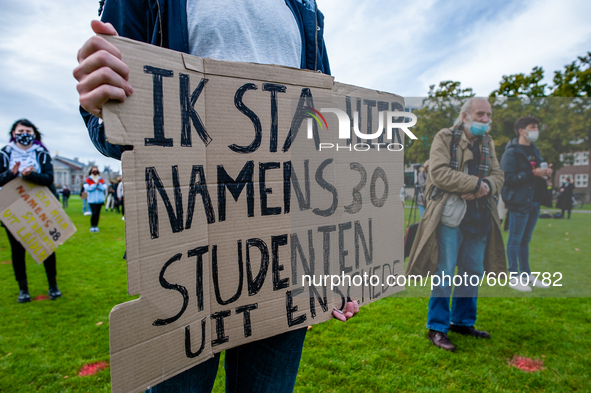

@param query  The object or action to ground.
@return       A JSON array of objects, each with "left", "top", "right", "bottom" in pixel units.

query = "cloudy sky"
[{"left": 0, "top": 0, "right": 589, "bottom": 171}]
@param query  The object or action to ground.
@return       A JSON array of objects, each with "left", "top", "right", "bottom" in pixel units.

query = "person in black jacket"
[
  {"left": 61, "top": 185, "right": 71, "bottom": 208},
  {"left": 556, "top": 177, "right": 575, "bottom": 218},
  {"left": 500, "top": 116, "right": 553, "bottom": 292},
  {"left": 0, "top": 119, "right": 62, "bottom": 303}
]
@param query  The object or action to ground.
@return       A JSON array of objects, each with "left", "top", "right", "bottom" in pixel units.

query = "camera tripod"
[{"left": 406, "top": 165, "right": 422, "bottom": 231}]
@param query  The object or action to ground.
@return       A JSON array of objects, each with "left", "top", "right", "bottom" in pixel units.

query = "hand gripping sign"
[
  {"left": 101, "top": 36, "right": 408, "bottom": 393},
  {"left": 0, "top": 178, "right": 76, "bottom": 263}
]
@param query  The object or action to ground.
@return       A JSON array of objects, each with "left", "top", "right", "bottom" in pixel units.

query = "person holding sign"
[
  {"left": 0, "top": 119, "right": 62, "bottom": 303},
  {"left": 84, "top": 166, "right": 108, "bottom": 233},
  {"left": 74, "top": 1, "right": 359, "bottom": 391}
]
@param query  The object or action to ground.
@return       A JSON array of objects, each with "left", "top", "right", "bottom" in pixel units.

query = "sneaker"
[
  {"left": 530, "top": 274, "right": 550, "bottom": 288},
  {"left": 84, "top": 211, "right": 92, "bottom": 216},
  {"left": 122, "top": 216, "right": 125, "bottom": 221},
  {"left": 94, "top": 227, "right": 100, "bottom": 233},
  {"left": 509, "top": 281, "right": 532, "bottom": 292},
  {"left": 90, "top": 227, "right": 95, "bottom": 232}
]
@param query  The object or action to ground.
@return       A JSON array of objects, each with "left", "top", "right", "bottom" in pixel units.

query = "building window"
[
  {"left": 559, "top": 175, "right": 572, "bottom": 186},
  {"left": 559, "top": 174, "right": 572, "bottom": 185},
  {"left": 575, "top": 174, "right": 588, "bottom": 188},
  {"left": 559, "top": 153, "right": 572, "bottom": 165},
  {"left": 560, "top": 152, "right": 589, "bottom": 166},
  {"left": 574, "top": 152, "right": 589, "bottom": 166}
]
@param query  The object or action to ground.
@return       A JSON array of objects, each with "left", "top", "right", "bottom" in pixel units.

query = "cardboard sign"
[
  {"left": 0, "top": 178, "right": 76, "bottom": 263},
  {"left": 103, "top": 36, "right": 406, "bottom": 393}
]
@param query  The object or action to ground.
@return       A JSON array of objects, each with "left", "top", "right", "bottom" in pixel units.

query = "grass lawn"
[{"left": 1, "top": 197, "right": 590, "bottom": 392}]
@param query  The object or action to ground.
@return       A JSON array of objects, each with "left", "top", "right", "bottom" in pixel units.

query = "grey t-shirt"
[{"left": 187, "top": 0, "right": 302, "bottom": 68}]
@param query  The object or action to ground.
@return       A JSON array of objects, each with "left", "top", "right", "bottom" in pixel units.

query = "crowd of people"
[
  {"left": 61, "top": 173, "right": 125, "bottom": 230},
  {"left": 3, "top": 109, "right": 573, "bottom": 388},
  {"left": 0, "top": 0, "right": 584, "bottom": 391}
]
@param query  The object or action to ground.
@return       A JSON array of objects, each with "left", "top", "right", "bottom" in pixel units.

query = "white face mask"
[{"left": 524, "top": 130, "right": 539, "bottom": 143}]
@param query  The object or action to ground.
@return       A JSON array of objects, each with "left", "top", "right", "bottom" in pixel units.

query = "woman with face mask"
[
  {"left": 500, "top": 116, "right": 554, "bottom": 292},
  {"left": 0, "top": 119, "right": 62, "bottom": 303},
  {"left": 84, "top": 166, "right": 108, "bottom": 232}
]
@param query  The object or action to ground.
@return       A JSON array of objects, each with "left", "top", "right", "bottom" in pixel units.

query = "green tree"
[
  {"left": 551, "top": 52, "right": 591, "bottom": 97},
  {"left": 488, "top": 67, "right": 549, "bottom": 160},
  {"left": 490, "top": 66, "right": 547, "bottom": 97},
  {"left": 407, "top": 53, "right": 590, "bottom": 201},
  {"left": 487, "top": 54, "right": 591, "bottom": 201},
  {"left": 548, "top": 53, "right": 591, "bottom": 201}
]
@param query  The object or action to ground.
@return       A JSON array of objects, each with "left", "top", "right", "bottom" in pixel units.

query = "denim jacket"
[
  {"left": 82, "top": 0, "right": 331, "bottom": 161},
  {"left": 84, "top": 177, "right": 108, "bottom": 204}
]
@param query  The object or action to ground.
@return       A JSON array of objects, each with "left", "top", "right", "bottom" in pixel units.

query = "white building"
[
  {"left": 53, "top": 156, "right": 88, "bottom": 192},
  {"left": 52, "top": 156, "right": 121, "bottom": 192}
]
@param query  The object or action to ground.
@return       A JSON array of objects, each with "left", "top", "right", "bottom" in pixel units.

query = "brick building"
[{"left": 554, "top": 151, "right": 590, "bottom": 202}]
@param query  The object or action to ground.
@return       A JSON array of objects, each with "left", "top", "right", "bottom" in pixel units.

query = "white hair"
[{"left": 453, "top": 98, "right": 475, "bottom": 127}]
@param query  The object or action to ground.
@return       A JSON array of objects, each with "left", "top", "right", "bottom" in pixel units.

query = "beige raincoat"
[{"left": 405, "top": 128, "right": 507, "bottom": 277}]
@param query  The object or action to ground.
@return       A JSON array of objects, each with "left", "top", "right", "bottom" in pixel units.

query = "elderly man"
[{"left": 406, "top": 97, "right": 506, "bottom": 352}]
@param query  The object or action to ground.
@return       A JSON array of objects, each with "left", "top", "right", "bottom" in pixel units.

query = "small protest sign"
[
  {"left": 102, "top": 35, "right": 407, "bottom": 393},
  {"left": 0, "top": 178, "right": 76, "bottom": 263}
]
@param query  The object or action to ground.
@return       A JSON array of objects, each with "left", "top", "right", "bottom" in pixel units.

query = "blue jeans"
[
  {"left": 419, "top": 205, "right": 425, "bottom": 218},
  {"left": 148, "top": 328, "right": 307, "bottom": 393},
  {"left": 427, "top": 223, "right": 487, "bottom": 333},
  {"left": 82, "top": 198, "right": 89, "bottom": 214},
  {"left": 507, "top": 202, "right": 540, "bottom": 275}
]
